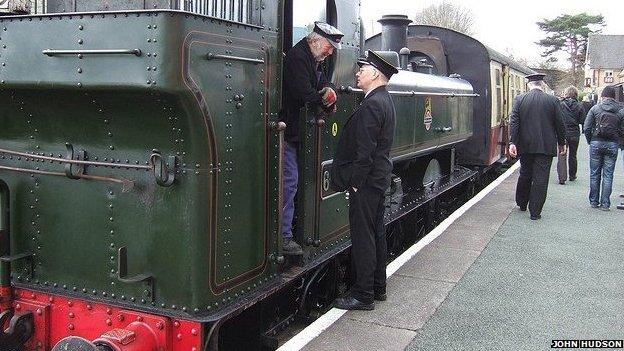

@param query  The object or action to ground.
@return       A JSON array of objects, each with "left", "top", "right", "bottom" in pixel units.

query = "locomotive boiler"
[{"left": 0, "top": 1, "right": 481, "bottom": 350}]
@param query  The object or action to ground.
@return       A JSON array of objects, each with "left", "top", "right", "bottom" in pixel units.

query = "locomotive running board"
[{"left": 384, "top": 165, "right": 478, "bottom": 225}]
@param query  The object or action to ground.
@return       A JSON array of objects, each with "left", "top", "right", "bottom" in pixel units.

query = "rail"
[
  {"left": 26, "top": 0, "right": 254, "bottom": 25},
  {"left": 206, "top": 53, "right": 264, "bottom": 65},
  {"left": 270, "top": 121, "right": 287, "bottom": 264},
  {"left": 341, "top": 86, "right": 480, "bottom": 98},
  {"left": 43, "top": 49, "right": 142, "bottom": 57},
  {"left": 180, "top": 0, "right": 253, "bottom": 23},
  {"left": 0, "top": 145, "right": 177, "bottom": 189}
]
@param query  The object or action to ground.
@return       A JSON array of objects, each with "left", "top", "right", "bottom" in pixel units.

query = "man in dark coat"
[
  {"left": 556, "top": 86, "right": 585, "bottom": 184},
  {"left": 279, "top": 22, "right": 343, "bottom": 255},
  {"left": 331, "top": 51, "right": 397, "bottom": 310},
  {"left": 509, "top": 73, "right": 566, "bottom": 220}
]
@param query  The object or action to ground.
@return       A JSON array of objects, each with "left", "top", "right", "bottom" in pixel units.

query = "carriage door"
[{"left": 500, "top": 65, "right": 511, "bottom": 159}]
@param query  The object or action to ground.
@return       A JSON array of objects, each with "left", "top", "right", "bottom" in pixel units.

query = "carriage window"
[
  {"left": 185, "top": 0, "right": 252, "bottom": 24},
  {"left": 495, "top": 69, "right": 503, "bottom": 122},
  {"left": 509, "top": 74, "right": 515, "bottom": 98}
]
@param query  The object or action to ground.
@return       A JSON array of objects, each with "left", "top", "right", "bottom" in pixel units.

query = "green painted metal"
[
  {"left": 0, "top": 10, "right": 281, "bottom": 319},
  {"left": 0, "top": 0, "right": 475, "bottom": 323}
]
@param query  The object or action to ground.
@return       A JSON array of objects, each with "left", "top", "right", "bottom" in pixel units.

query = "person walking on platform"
[
  {"left": 509, "top": 73, "right": 566, "bottom": 220},
  {"left": 330, "top": 51, "right": 397, "bottom": 310},
  {"left": 583, "top": 86, "right": 624, "bottom": 211},
  {"left": 556, "top": 86, "right": 585, "bottom": 184},
  {"left": 279, "top": 22, "right": 343, "bottom": 255}
]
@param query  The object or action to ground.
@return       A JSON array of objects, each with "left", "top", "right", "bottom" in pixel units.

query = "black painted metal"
[
  {"left": 377, "top": 14, "right": 412, "bottom": 53},
  {"left": 383, "top": 165, "right": 476, "bottom": 225},
  {"left": 43, "top": 49, "right": 142, "bottom": 56},
  {"left": 0, "top": 310, "right": 34, "bottom": 351},
  {"left": 51, "top": 336, "right": 100, "bottom": 351},
  {"left": 0, "top": 181, "right": 9, "bottom": 288}
]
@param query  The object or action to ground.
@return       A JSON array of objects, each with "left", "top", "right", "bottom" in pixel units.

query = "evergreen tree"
[{"left": 536, "top": 13, "right": 604, "bottom": 86}]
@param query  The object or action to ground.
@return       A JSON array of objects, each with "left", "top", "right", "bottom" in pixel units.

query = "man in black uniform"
[
  {"left": 279, "top": 22, "right": 343, "bottom": 255},
  {"left": 509, "top": 73, "right": 566, "bottom": 220},
  {"left": 331, "top": 51, "right": 397, "bottom": 310}
]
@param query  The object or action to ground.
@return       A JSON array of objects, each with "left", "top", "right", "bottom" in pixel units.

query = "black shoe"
[
  {"left": 518, "top": 204, "right": 527, "bottom": 211},
  {"left": 333, "top": 296, "right": 374, "bottom": 311},
  {"left": 283, "top": 238, "right": 303, "bottom": 255},
  {"left": 374, "top": 292, "right": 387, "bottom": 301},
  {"left": 559, "top": 181, "right": 565, "bottom": 185},
  {"left": 530, "top": 214, "right": 541, "bottom": 220},
  {"left": 569, "top": 176, "right": 576, "bottom": 181},
  {"left": 617, "top": 203, "right": 624, "bottom": 210}
]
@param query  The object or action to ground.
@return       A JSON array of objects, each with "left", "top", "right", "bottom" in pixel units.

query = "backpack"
[{"left": 593, "top": 111, "right": 620, "bottom": 140}]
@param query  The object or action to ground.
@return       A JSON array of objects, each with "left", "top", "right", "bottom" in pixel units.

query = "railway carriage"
[{"left": 0, "top": 1, "right": 529, "bottom": 350}]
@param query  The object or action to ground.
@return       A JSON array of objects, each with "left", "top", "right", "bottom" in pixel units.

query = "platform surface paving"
[{"left": 302, "top": 142, "right": 624, "bottom": 351}]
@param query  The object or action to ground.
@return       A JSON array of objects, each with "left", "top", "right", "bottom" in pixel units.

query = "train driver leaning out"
[
  {"left": 330, "top": 51, "right": 397, "bottom": 310},
  {"left": 279, "top": 22, "right": 344, "bottom": 255}
]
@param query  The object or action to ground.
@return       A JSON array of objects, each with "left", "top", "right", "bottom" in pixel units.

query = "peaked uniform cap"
[
  {"left": 525, "top": 73, "right": 546, "bottom": 82},
  {"left": 313, "top": 22, "right": 344, "bottom": 49},
  {"left": 357, "top": 50, "right": 399, "bottom": 79}
]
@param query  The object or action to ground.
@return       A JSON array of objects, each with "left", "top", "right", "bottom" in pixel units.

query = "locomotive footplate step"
[{"left": 290, "top": 142, "right": 624, "bottom": 351}]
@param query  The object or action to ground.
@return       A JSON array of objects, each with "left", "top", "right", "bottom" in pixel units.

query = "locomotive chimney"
[{"left": 378, "top": 15, "right": 412, "bottom": 53}]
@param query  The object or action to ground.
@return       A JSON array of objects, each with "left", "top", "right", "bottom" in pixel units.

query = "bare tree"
[
  {"left": 504, "top": 48, "right": 530, "bottom": 67},
  {"left": 413, "top": 1, "right": 475, "bottom": 36}
]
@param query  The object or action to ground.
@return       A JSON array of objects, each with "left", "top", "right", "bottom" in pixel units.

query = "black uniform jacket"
[
  {"left": 509, "top": 89, "right": 566, "bottom": 156},
  {"left": 279, "top": 39, "right": 330, "bottom": 143},
  {"left": 331, "top": 86, "right": 396, "bottom": 193},
  {"left": 560, "top": 97, "right": 585, "bottom": 139}
]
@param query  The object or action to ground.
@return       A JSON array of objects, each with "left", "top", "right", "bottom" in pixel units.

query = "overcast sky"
[{"left": 360, "top": 0, "right": 624, "bottom": 68}]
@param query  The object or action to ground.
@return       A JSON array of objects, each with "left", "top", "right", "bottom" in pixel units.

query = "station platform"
[{"left": 280, "top": 141, "right": 624, "bottom": 351}]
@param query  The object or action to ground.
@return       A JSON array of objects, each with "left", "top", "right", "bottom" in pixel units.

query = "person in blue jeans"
[{"left": 583, "top": 86, "right": 624, "bottom": 211}]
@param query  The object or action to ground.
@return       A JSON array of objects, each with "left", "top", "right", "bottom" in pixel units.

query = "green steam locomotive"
[{"left": 0, "top": 0, "right": 495, "bottom": 349}]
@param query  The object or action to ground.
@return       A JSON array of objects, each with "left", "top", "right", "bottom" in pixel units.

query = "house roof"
[{"left": 587, "top": 34, "right": 624, "bottom": 69}]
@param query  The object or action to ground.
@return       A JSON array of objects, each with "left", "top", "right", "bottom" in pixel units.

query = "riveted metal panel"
[{"left": 0, "top": 11, "right": 280, "bottom": 320}]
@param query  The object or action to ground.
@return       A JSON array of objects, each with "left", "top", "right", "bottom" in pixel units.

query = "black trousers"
[
  {"left": 348, "top": 186, "right": 387, "bottom": 304},
  {"left": 557, "top": 137, "right": 580, "bottom": 182},
  {"left": 516, "top": 154, "right": 553, "bottom": 216}
]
